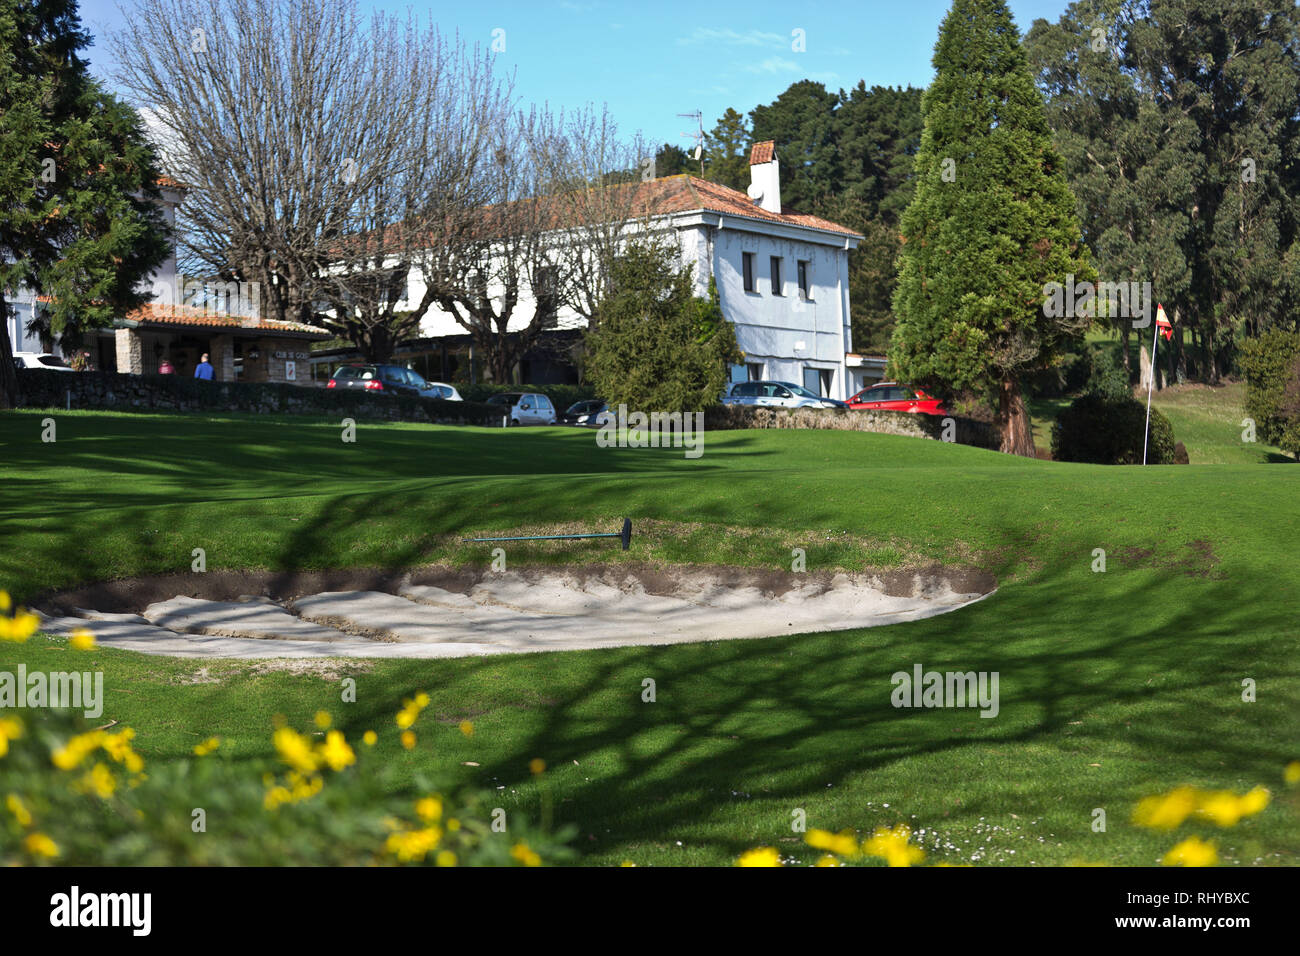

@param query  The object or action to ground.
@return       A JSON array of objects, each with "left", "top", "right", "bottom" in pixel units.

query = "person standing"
[
  {"left": 158, "top": 357, "right": 175, "bottom": 375},
  {"left": 194, "top": 352, "right": 214, "bottom": 380}
]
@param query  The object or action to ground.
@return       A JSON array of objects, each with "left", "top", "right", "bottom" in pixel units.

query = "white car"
[
  {"left": 485, "top": 391, "right": 557, "bottom": 426},
  {"left": 14, "top": 352, "right": 75, "bottom": 371},
  {"left": 425, "top": 382, "right": 463, "bottom": 401}
]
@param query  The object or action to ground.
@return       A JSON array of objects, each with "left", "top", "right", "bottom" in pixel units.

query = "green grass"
[
  {"left": 1030, "top": 381, "right": 1290, "bottom": 464},
  {"left": 2, "top": 407, "right": 1298, "bottom": 866}
]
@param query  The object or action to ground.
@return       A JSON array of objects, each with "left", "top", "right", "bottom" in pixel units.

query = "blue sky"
[{"left": 78, "top": 0, "right": 1071, "bottom": 149}]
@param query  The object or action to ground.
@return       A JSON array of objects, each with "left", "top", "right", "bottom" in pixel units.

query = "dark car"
[
  {"left": 326, "top": 364, "right": 442, "bottom": 397},
  {"left": 560, "top": 399, "right": 608, "bottom": 426}
]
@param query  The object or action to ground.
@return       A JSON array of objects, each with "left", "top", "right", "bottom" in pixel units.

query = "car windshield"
[
  {"left": 777, "top": 382, "right": 820, "bottom": 399},
  {"left": 486, "top": 393, "right": 522, "bottom": 405},
  {"left": 334, "top": 366, "right": 373, "bottom": 380}
]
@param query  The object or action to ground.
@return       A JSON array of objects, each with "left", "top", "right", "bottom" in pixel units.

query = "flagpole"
[{"left": 1142, "top": 307, "right": 1160, "bottom": 466}]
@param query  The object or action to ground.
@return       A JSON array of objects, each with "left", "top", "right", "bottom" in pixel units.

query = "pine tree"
[
  {"left": 890, "top": 0, "right": 1095, "bottom": 455},
  {"left": 0, "top": 0, "right": 168, "bottom": 406},
  {"left": 702, "top": 108, "right": 751, "bottom": 192}
]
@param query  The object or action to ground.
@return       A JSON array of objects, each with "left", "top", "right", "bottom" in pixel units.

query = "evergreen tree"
[
  {"left": 584, "top": 236, "right": 740, "bottom": 413},
  {"left": 890, "top": 0, "right": 1094, "bottom": 456},
  {"left": 0, "top": 0, "right": 168, "bottom": 406},
  {"left": 702, "top": 107, "right": 751, "bottom": 191},
  {"left": 749, "top": 81, "right": 840, "bottom": 210},
  {"left": 654, "top": 142, "right": 693, "bottom": 178}
]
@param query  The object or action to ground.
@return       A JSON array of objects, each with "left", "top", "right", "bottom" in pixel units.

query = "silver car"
[
  {"left": 485, "top": 391, "right": 557, "bottom": 426},
  {"left": 723, "top": 380, "right": 845, "bottom": 409}
]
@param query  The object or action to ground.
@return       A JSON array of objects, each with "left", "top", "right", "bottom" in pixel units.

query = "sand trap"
[{"left": 34, "top": 565, "right": 994, "bottom": 659}]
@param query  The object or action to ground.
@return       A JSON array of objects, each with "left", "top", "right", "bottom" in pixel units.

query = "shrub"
[
  {"left": 1084, "top": 345, "right": 1133, "bottom": 402},
  {"left": 1241, "top": 330, "right": 1300, "bottom": 456},
  {"left": 1051, "top": 393, "right": 1176, "bottom": 464}
]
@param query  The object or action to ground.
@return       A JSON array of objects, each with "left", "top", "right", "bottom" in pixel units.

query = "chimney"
[{"left": 747, "top": 141, "right": 780, "bottom": 213}]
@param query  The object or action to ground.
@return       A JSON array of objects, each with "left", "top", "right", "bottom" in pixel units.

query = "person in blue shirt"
[{"left": 194, "top": 352, "right": 214, "bottom": 380}]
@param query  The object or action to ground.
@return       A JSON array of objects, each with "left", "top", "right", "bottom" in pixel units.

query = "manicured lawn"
[
  {"left": 1030, "top": 381, "right": 1290, "bottom": 464},
  {"left": 2, "top": 408, "right": 1297, "bottom": 865}
]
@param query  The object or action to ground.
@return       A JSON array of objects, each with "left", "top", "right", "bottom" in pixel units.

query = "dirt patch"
[
  {"left": 1115, "top": 540, "right": 1223, "bottom": 578},
  {"left": 36, "top": 561, "right": 997, "bottom": 616}
]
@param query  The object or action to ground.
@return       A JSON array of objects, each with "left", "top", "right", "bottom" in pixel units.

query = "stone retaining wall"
[
  {"left": 703, "top": 403, "right": 1000, "bottom": 449},
  {"left": 15, "top": 369, "right": 501, "bottom": 425}
]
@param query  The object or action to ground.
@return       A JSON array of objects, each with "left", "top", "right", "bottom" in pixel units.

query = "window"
[
  {"left": 798, "top": 260, "right": 811, "bottom": 299},
  {"left": 803, "top": 367, "right": 823, "bottom": 397},
  {"left": 729, "top": 363, "right": 748, "bottom": 384},
  {"left": 742, "top": 253, "right": 756, "bottom": 292},
  {"left": 747, "top": 363, "right": 764, "bottom": 381},
  {"left": 770, "top": 256, "right": 782, "bottom": 295}
]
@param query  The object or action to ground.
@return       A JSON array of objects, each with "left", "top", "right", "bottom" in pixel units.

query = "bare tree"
[{"left": 112, "top": 0, "right": 510, "bottom": 357}]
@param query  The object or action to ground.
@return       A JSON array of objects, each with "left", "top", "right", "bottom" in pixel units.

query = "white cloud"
[
  {"left": 743, "top": 56, "right": 801, "bottom": 75},
  {"left": 677, "top": 27, "right": 784, "bottom": 48}
]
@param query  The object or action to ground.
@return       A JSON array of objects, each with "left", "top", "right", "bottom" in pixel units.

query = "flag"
[{"left": 1156, "top": 304, "right": 1174, "bottom": 341}]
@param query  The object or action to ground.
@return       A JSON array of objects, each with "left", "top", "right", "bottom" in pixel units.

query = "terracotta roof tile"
[
  {"left": 749, "top": 141, "right": 776, "bottom": 166},
  {"left": 125, "top": 303, "right": 330, "bottom": 336}
]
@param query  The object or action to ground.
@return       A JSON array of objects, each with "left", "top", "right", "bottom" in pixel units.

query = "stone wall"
[
  {"left": 703, "top": 404, "right": 1000, "bottom": 449},
  {"left": 15, "top": 369, "right": 501, "bottom": 425}
]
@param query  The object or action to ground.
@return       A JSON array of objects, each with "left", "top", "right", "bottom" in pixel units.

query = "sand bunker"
[{"left": 35, "top": 565, "right": 995, "bottom": 659}]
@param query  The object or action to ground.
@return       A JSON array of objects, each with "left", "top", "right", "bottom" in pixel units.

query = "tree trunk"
[
  {"left": 997, "top": 377, "right": 1034, "bottom": 457},
  {"left": 0, "top": 291, "right": 19, "bottom": 410},
  {"left": 1120, "top": 323, "right": 1130, "bottom": 374}
]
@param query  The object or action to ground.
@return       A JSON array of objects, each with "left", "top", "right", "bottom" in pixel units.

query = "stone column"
[
  {"left": 211, "top": 334, "right": 235, "bottom": 381},
  {"left": 115, "top": 328, "right": 143, "bottom": 374}
]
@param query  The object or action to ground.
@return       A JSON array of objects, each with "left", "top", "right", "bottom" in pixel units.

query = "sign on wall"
[{"left": 285, "top": 360, "right": 296, "bottom": 381}]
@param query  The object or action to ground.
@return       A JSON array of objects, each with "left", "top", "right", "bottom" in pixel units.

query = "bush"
[
  {"left": 1241, "top": 329, "right": 1300, "bottom": 456},
  {"left": 1051, "top": 393, "right": 1176, "bottom": 464},
  {"left": 1084, "top": 346, "right": 1133, "bottom": 402}
]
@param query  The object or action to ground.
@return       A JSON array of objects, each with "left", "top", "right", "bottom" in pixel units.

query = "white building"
[{"left": 397, "top": 141, "right": 866, "bottom": 398}]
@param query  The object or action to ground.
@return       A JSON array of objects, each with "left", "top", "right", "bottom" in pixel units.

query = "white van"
[{"left": 485, "top": 391, "right": 557, "bottom": 426}]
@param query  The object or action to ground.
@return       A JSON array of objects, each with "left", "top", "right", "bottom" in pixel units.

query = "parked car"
[
  {"left": 424, "top": 382, "right": 463, "bottom": 401},
  {"left": 14, "top": 352, "right": 75, "bottom": 372},
  {"left": 485, "top": 391, "right": 557, "bottom": 426},
  {"left": 723, "top": 380, "right": 846, "bottom": 409},
  {"left": 560, "top": 399, "right": 608, "bottom": 426},
  {"left": 326, "top": 364, "right": 444, "bottom": 398},
  {"left": 846, "top": 382, "right": 947, "bottom": 416}
]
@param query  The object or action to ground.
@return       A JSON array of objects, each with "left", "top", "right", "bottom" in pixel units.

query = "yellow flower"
[
  {"left": 529, "top": 758, "right": 546, "bottom": 776},
  {"left": 0, "top": 716, "right": 23, "bottom": 757},
  {"left": 385, "top": 827, "right": 441, "bottom": 862},
  {"left": 78, "top": 762, "right": 117, "bottom": 799},
  {"left": 736, "top": 847, "right": 782, "bottom": 867},
  {"left": 805, "top": 828, "right": 860, "bottom": 858},
  {"left": 1284, "top": 761, "right": 1300, "bottom": 785},
  {"left": 68, "top": 628, "right": 96, "bottom": 651},
  {"left": 862, "top": 824, "right": 925, "bottom": 867},
  {"left": 400, "top": 730, "right": 416, "bottom": 750},
  {"left": 396, "top": 707, "right": 417, "bottom": 730},
  {"left": 193, "top": 737, "right": 221, "bottom": 757},
  {"left": 0, "top": 591, "right": 10, "bottom": 612},
  {"left": 363, "top": 730, "right": 377, "bottom": 746},
  {"left": 510, "top": 842, "right": 542, "bottom": 867},
  {"left": 51, "top": 730, "right": 105, "bottom": 771},
  {"left": 1195, "top": 788, "right": 1269, "bottom": 827},
  {"left": 0, "top": 610, "right": 39, "bottom": 643},
  {"left": 1162, "top": 837, "right": 1217, "bottom": 867},
  {"left": 436, "top": 850, "right": 457, "bottom": 867},
  {"left": 416, "top": 796, "right": 442, "bottom": 822},
  {"left": 263, "top": 785, "right": 293, "bottom": 811},
  {"left": 318, "top": 730, "right": 355, "bottom": 772},
  {"left": 459, "top": 720, "right": 474, "bottom": 737},
  {"left": 620, "top": 860, "right": 637, "bottom": 867},
  {"left": 414, "top": 692, "right": 429, "bottom": 708},
  {"left": 814, "top": 855, "right": 841, "bottom": 867},
  {"left": 5, "top": 793, "right": 31, "bottom": 827},
  {"left": 23, "top": 832, "right": 59, "bottom": 858},
  {"left": 273, "top": 727, "right": 320, "bottom": 774},
  {"left": 1238, "top": 786, "right": 1270, "bottom": 817},
  {"left": 1132, "top": 786, "right": 1198, "bottom": 830},
  {"left": 314, "top": 710, "right": 332, "bottom": 729}
]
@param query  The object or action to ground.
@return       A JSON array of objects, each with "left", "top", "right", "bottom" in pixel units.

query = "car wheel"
[{"left": 509, "top": 418, "right": 520, "bottom": 427}]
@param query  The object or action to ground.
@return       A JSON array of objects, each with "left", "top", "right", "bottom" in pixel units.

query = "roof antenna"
[{"left": 678, "top": 110, "right": 704, "bottom": 175}]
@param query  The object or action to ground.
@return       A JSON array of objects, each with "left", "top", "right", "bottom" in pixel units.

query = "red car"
[{"left": 846, "top": 382, "right": 947, "bottom": 416}]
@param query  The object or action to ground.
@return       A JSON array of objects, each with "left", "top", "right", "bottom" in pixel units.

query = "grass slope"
[{"left": 2, "top": 409, "right": 1297, "bottom": 865}]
